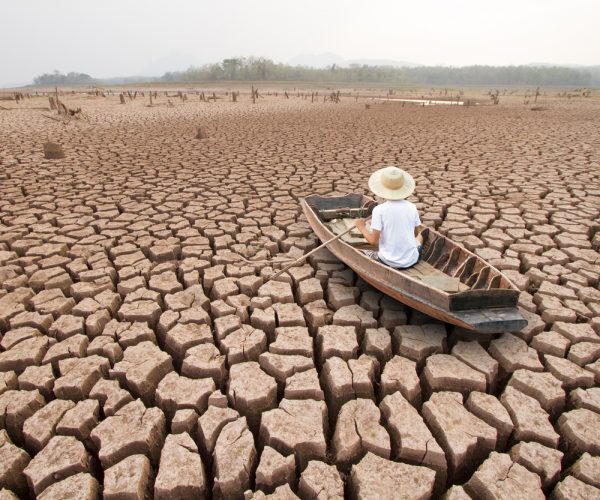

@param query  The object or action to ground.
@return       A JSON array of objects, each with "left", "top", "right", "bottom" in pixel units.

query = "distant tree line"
[
  {"left": 31, "top": 60, "right": 599, "bottom": 87},
  {"left": 161, "top": 57, "right": 598, "bottom": 86},
  {"left": 33, "top": 70, "right": 95, "bottom": 86}
]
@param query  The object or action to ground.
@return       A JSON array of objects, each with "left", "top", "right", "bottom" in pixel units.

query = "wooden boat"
[{"left": 301, "top": 193, "right": 527, "bottom": 334}]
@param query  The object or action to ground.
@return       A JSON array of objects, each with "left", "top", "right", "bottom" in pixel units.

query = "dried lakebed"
[{"left": 0, "top": 90, "right": 599, "bottom": 499}]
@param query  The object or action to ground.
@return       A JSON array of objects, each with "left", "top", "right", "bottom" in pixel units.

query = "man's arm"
[{"left": 355, "top": 218, "right": 380, "bottom": 246}]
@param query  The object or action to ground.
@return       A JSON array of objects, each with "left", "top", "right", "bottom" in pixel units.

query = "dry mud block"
[
  {"left": 164, "top": 322, "right": 213, "bottom": 367},
  {"left": 284, "top": 367, "right": 324, "bottom": 401},
  {"left": 568, "top": 453, "right": 600, "bottom": 488},
  {"left": 255, "top": 446, "right": 295, "bottom": 494},
  {"left": 0, "top": 429, "right": 30, "bottom": 496},
  {"left": 258, "top": 281, "right": 294, "bottom": 304},
  {"left": 327, "top": 283, "right": 359, "bottom": 310},
  {"left": 89, "top": 378, "right": 133, "bottom": 417},
  {"left": 23, "top": 435, "right": 90, "bottom": 496},
  {"left": 102, "top": 320, "right": 156, "bottom": 349},
  {"left": 316, "top": 325, "right": 358, "bottom": 364},
  {"left": 22, "top": 398, "right": 75, "bottom": 452},
  {"left": 155, "top": 371, "right": 215, "bottom": 420},
  {"left": 259, "top": 352, "right": 314, "bottom": 386},
  {"left": 19, "top": 364, "right": 54, "bottom": 400},
  {"left": 465, "top": 392, "right": 514, "bottom": 450},
  {"left": 0, "top": 389, "right": 45, "bottom": 445},
  {"left": 260, "top": 398, "right": 327, "bottom": 470},
  {"left": 422, "top": 391, "right": 496, "bottom": 482},
  {"left": 228, "top": 362, "right": 277, "bottom": 430},
  {"left": 246, "top": 483, "right": 299, "bottom": 499},
  {"left": 197, "top": 406, "right": 240, "bottom": 458},
  {"left": 530, "top": 331, "right": 570, "bottom": 358},
  {"left": 90, "top": 399, "right": 166, "bottom": 468},
  {"left": 110, "top": 341, "right": 173, "bottom": 405},
  {"left": 270, "top": 326, "right": 313, "bottom": 358},
  {"left": 393, "top": 324, "right": 447, "bottom": 369},
  {"left": 451, "top": 340, "right": 499, "bottom": 390},
  {"left": 54, "top": 355, "right": 110, "bottom": 401},
  {"left": 507, "top": 369, "right": 565, "bottom": 416},
  {"left": 464, "top": 452, "right": 544, "bottom": 500},
  {"left": 220, "top": 325, "right": 268, "bottom": 365},
  {"left": 488, "top": 333, "right": 543, "bottom": 379},
  {"left": 422, "top": 354, "right": 487, "bottom": 396},
  {"left": 500, "top": 386, "right": 559, "bottom": 448},
  {"left": 0, "top": 335, "right": 54, "bottom": 374},
  {"left": 551, "top": 475, "right": 600, "bottom": 500},
  {"left": 558, "top": 408, "right": 600, "bottom": 458},
  {"left": 380, "top": 391, "right": 447, "bottom": 491},
  {"left": 350, "top": 452, "right": 435, "bottom": 500},
  {"left": 442, "top": 485, "right": 471, "bottom": 499},
  {"left": 509, "top": 441, "right": 564, "bottom": 488},
  {"left": 182, "top": 343, "right": 227, "bottom": 388},
  {"left": 36, "top": 473, "right": 99, "bottom": 500},
  {"left": 103, "top": 454, "right": 151, "bottom": 500},
  {"left": 298, "top": 460, "right": 344, "bottom": 499},
  {"left": 332, "top": 304, "right": 377, "bottom": 339},
  {"left": 552, "top": 321, "right": 600, "bottom": 344},
  {"left": 171, "top": 409, "right": 198, "bottom": 435},
  {"left": 56, "top": 399, "right": 100, "bottom": 444},
  {"left": 320, "top": 356, "right": 376, "bottom": 422},
  {"left": 212, "top": 417, "right": 256, "bottom": 499},
  {"left": 154, "top": 432, "right": 206, "bottom": 499},
  {"left": 379, "top": 355, "right": 421, "bottom": 406},
  {"left": 544, "top": 355, "right": 595, "bottom": 391},
  {"left": 0, "top": 371, "right": 17, "bottom": 396},
  {"left": 362, "top": 327, "right": 393, "bottom": 364},
  {"left": 332, "top": 398, "right": 390, "bottom": 468}
]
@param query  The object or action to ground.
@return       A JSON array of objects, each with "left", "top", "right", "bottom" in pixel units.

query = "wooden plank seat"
[
  {"left": 325, "top": 218, "right": 469, "bottom": 293},
  {"left": 326, "top": 218, "right": 369, "bottom": 246}
]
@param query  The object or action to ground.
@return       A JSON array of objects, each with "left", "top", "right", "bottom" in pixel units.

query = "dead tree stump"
[
  {"left": 48, "top": 97, "right": 57, "bottom": 110},
  {"left": 196, "top": 127, "right": 208, "bottom": 139},
  {"left": 43, "top": 142, "right": 65, "bottom": 159},
  {"left": 120, "top": 94, "right": 126, "bottom": 104}
]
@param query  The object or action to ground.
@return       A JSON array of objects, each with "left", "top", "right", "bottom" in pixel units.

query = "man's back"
[{"left": 370, "top": 200, "right": 421, "bottom": 268}]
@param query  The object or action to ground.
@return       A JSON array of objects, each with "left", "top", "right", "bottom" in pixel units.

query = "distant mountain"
[
  {"left": 346, "top": 58, "right": 421, "bottom": 68},
  {"left": 288, "top": 53, "right": 347, "bottom": 68},
  {"left": 288, "top": 53, "right": 420, "bottom": 68}
]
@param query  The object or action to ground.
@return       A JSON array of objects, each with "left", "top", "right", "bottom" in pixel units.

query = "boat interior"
[{"left": 309, "top": 195, "right": 514, "bottom": 295}]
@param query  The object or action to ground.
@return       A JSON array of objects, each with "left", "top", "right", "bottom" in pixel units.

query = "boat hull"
[{"left": 302, "top": 195, "right": 527, "bottom": 334}]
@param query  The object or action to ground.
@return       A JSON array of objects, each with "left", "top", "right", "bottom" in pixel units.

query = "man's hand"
[
  {"left": 354, "top": 218, "right": 367, "bottom": 231},
  {"left": 355, "top": 218, "right": 380, "bottom": 246}
]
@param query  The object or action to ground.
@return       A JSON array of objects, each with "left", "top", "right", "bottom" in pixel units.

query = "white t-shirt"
[{"left": 370, "top": 200, "right": 421, "bottom": 268}]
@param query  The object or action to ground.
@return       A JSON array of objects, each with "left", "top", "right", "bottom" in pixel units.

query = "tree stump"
[
  {"left": 48, "top": 97, "right": 57, "bottom": 110},
  {"left": 196, "top": 127, "right": 208, "bottom": 140},
  {"left": 43, "top": 142, "right": 65, "bottom": 159},
  {"left": 120, "top": 94, "right": 126, "bottom": 104}
]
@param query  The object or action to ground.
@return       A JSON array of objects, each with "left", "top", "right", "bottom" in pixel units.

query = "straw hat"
[{"left": 368, "top": 166, "right": 415, "bottom": 200}]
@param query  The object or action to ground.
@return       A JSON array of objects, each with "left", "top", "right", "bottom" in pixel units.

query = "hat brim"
[{"left": 368, "top": 168, "right": 415, "bottom": 200}]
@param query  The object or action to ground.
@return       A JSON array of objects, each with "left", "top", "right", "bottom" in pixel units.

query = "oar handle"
[{"left": 265, "top": 225, "right": 355, "bottom": 283}]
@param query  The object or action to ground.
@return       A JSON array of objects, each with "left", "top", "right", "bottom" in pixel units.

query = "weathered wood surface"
[{"left": 303, "top": 194, "right": 527, "bottom": 334}]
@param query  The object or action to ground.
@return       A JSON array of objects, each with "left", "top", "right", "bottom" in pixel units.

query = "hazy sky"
[{"left": 1, "top": 0, "right": 598, "bottom": 85}]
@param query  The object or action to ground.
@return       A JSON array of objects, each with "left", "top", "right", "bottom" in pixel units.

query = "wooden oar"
[{"left": 265, "top": 225, "right": 355, "bottom": 282}]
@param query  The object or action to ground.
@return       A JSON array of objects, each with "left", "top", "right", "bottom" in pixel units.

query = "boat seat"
[
  {"left": 327, "top": 219, "right": 469, "bottom": 293},
  {"left": 327, "top": 218, "right": 369, "bottom": 246},
  {"left": 399, "top": 261, "right": 470, "bottom": 292}
]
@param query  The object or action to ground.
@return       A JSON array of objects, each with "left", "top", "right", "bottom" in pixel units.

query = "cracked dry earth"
[{"left": 0, "top": 90, "right": 599, "bottom": 500}]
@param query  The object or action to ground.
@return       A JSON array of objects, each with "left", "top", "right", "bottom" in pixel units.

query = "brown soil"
[{"left": 0, "top": 86, "right": 598, "bottom": 498}]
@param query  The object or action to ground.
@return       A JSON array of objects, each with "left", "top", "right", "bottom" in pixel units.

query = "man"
[{"left": 355, "top": 166, "right": 424, "bottom": 269}]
